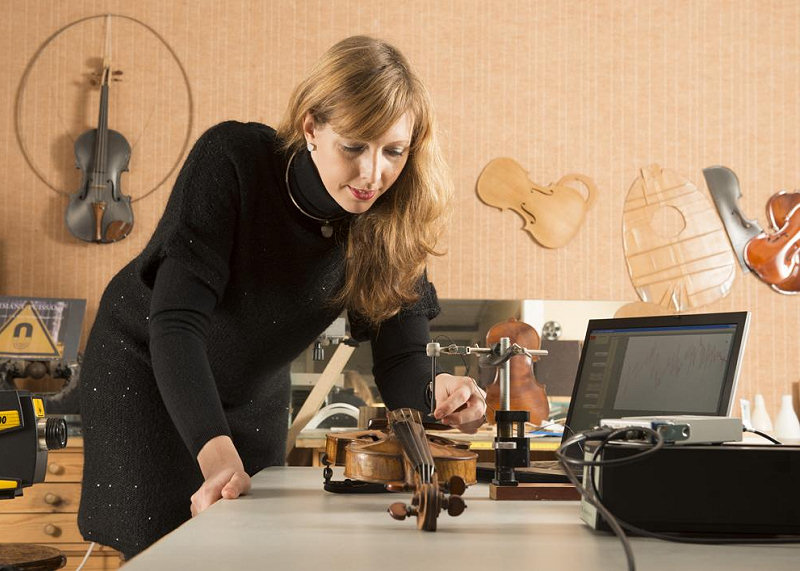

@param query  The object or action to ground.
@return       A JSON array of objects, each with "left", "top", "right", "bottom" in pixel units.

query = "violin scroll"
[{"left": 387, "top": 477, "right": 467, "bottom": 530}]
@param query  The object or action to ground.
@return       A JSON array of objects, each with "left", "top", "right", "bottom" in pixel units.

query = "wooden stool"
[{"left": 0, "top": 544, "right": 66, "bottom": 570}]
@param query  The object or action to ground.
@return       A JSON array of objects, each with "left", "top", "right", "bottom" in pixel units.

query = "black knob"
[
  {"left": 447, "top": 476, "right": 466, "bottom": 496},
  {"left": 447, "top": 495, "right": 466, "bottom": 517},
  {"left": 45, "top": 417, "right": 67, "bottom": 450}
]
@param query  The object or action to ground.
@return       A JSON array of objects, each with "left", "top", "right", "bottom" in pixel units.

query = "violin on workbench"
[
  {"left": 321, "top": 408, "right": 476, "bottom": 531},
  {"left": 65, "top": 48, "right": 133, "bottom": 243}
]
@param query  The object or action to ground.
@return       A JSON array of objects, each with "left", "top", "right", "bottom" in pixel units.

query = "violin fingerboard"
[{"left": 388, "top": 408, "right": 436, "bottom": 482}]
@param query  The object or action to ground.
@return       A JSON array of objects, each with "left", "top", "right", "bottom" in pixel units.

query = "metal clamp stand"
[
  {"left": 426, "top": 338, "right": 554, "bottom": 500},
  {"left": 489, "top": 336, "right": 530, "bottom": 486}
]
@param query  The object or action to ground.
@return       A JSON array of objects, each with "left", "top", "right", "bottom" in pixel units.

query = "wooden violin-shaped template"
[
  {"left": 484, "top": 318, "right": 549, "bottom": 426},
  {"left": 744, "top": 190, "right": 800, "bottom": 294},
  {"left": 322, "top": 409, "right": 476, "bottom": 530},
  {"left": 65, "top": 16, "right": 133, "bottom": 243},
  {"left": 476, "top": 157, "right": 596, "bottom": 248},
  {"left": 622, "top": 164, "right": 736, "bottom": 311}
]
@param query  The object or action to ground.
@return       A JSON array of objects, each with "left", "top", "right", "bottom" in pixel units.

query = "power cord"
[
  {"left": 556, "top": 427, "right": 664, "bottom": 571},
  {"left": 74, "top": 541, "right": 95, "bottom": 571},
  {"left": 744, "top": 427, "right": 782, "bottom": 445}
]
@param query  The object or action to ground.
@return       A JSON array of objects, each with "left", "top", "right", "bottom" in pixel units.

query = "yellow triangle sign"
[{"left": 0, "top": 302, "right": 61, "bottom": 359}]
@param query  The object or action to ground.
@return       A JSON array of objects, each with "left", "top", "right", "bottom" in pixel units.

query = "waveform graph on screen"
[{"left": 613, "top": 332, "right": 733, "bottom": 412}]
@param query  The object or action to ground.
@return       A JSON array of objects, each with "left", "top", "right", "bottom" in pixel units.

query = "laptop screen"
[{"left": 564, "top": 311, "right": 750, "bottom": 439}]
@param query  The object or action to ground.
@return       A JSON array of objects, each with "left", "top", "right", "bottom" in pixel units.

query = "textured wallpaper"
[{"left": 1, "top": 0, "right": 798, "bottom": 420}]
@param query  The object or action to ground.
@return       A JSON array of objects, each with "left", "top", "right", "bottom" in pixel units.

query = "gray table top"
[{"left": 121, "top": 467, "right": 799, "bottom": 570}]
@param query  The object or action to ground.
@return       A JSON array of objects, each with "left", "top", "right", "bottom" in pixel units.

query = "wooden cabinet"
[{"left": 0, "top": 437, "right": 120, "bottom": 570}]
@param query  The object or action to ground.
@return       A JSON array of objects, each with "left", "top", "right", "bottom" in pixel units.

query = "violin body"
[
  {"left": 324, "top": 410, "right": 473, "bottom": 531},
  {"left": 477, "top": 157, "right": 595, "bottom": 248},
  {"left": 325, "top": 428, "right": 477, "bottom": 487},
  {"left": 744, "top": 190, "right": 800, "bottom": 294},
  {"left": 67, "top": 128, "right": 133, "bottom": 243},
  {"left": 484, "top": 317, "right": 549, "bottom": 425}
]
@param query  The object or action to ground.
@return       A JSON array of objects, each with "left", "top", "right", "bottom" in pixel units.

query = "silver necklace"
[{"left": 284, "top": 150, "right": 346, "bottom": 238}]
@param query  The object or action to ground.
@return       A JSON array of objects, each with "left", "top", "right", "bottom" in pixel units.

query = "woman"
[{"left": 78, "top": 35, "right": 486, "bottom": 559}]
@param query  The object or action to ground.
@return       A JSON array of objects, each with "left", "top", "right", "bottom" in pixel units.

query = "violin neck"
[
  {"left": 389, "top": 408, "right": 436, "bottom": 483},
  {"left": 92, "top": 80, "right": 110, "bottom": 177}
]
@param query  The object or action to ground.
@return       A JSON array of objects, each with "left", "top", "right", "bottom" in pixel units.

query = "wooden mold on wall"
[
  {"left": 622, "top": 164, "right": 736, "bottom": 313},
  {"left": 476, "top": 157, "right": 596, "bottom": 249}
]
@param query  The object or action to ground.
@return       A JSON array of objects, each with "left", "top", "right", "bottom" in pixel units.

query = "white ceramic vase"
[
  {"left": 774, "top": 394, "right": 800, "bottom": 440},
  {"left": 750, "top": 393, "right": 773, "bottom": 432}
]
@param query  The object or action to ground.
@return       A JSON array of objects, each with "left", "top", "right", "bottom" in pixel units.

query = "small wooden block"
[{"left": 489, "top": 483, "right": 580, "bottom": 501}]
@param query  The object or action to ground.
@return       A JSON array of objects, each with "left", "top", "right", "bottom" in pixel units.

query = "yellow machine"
[{"left": 0, "top": 389, "right": 66, "bottom": 499}]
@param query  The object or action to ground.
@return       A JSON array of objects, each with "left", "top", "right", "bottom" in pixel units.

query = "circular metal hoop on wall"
[{"left": 15, "top": 13, "right": 194, "bottom": 203}]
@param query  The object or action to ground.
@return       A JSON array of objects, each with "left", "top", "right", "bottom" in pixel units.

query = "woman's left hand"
[{"left": 431, "top": 373, "right": 487, "bottom": 434}]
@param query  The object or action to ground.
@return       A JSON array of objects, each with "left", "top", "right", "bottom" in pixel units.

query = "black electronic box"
[{"left": 581, "top": 442, "right": 800, "bottom": 536}]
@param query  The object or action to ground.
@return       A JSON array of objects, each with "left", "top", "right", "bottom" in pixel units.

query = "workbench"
[{"left": 120, "top": 467, "right": 799, "bottom": 570}]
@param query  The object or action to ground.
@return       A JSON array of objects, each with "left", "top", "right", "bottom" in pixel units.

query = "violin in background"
[
  {"left": 65, "top": 16, "right": 133, "bottom": 244},
  {"left": 484, "top": 317, "right": 549, "bottom": 426}
]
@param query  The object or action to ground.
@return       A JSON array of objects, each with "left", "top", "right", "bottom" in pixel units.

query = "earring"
[{"left": 307, "top": 142, "right": 317, "bottom": 152}]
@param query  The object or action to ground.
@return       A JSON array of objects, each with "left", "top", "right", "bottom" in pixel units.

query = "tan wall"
[{"left": 1, "top": 0, "right": 798, "bottom": 419}]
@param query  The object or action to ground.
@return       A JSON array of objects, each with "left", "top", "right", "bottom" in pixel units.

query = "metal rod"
[{"left": 499, "top": 337, "right": 511, "bottom": 411}]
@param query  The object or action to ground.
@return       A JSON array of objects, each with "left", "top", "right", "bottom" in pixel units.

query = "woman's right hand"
[{"left": 192, "top": 435, "right": 251, "bottom": 517}]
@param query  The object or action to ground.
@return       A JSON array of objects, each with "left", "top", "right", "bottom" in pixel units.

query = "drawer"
[
  {"left": 0, "top": 482, "right": 81, "bottom": 513},
  {"left": 0, "top": 512, "right": 84, "bottom": 543},
  {"left": 64, "top": 554, "right": 120, "bottom": 570},
  {"left": 44, "top": 452, "right": 84, "bottom": 483}
]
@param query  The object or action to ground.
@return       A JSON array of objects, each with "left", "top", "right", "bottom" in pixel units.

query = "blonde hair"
[{"left": 277, "top": 36, "right": 452, "bottom": 325}]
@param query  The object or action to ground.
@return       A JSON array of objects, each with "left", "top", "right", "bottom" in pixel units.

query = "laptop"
[{"left": 478, "top": 310, "right": 751, "bottom": 482}]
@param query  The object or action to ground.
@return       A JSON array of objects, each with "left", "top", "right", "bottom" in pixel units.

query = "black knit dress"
[{"left": 77, "top": 121, "right": 438, "bottom": 558}]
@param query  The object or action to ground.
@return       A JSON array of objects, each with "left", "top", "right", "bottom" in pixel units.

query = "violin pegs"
[
  {"left": 388, "top": 502, "right": 415, "bottom": 521},
  {"left": 385, "top": 481, "right": 410, "bottom": 493},
  {"left": 445, "top": 494, "right": 466, "bottom": 517},
  {"left": 446, "top": 476, "right": 466, "bottom": 496},
  {"left": 112, "top": 70, "right": 123, "bottom": 75}
]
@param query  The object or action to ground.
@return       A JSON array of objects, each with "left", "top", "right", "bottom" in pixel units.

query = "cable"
[
  {"left": 74, "top": 541, "right": 95, "bottom": 571},
  {"left": 557, "top": 426, "right": 670, "bottom": 571},
  {"left": 744, "top": 427, "right": 782, "bottom": 445},
  {"left": 556, "top": 429, "right": 642, "bottom": 571}
]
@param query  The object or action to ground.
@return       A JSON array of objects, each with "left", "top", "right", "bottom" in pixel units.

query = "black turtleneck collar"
[{"left": 289, "top": 148, "right": 349, "bottom": 221}]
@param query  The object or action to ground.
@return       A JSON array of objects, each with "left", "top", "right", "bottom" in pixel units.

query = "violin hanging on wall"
[
  {"left": 65, "top": 16, "right": 133, "bottom": 244},
  {"left": 744, "top": 190, "right": 800, "bottom": 294}
]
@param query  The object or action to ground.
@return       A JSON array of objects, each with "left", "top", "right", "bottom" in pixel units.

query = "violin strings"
[{"left": 390, "top": 409, "right": 436, "bottom": 484}]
